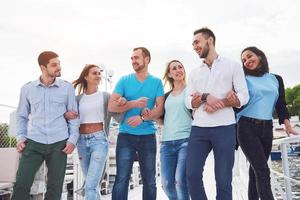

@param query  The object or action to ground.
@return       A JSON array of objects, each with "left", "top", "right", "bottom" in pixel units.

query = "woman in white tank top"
[{"left": 65, "top": 64, "right": 115, "bottom": 200}]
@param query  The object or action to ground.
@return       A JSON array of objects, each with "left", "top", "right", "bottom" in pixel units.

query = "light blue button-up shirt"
[{"left": 16, "top": 78, "right": 79, "bottom": 145}]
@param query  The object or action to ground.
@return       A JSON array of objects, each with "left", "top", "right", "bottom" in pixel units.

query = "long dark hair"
[
  {"left": 73, "top": 64, "right": 100, "bottom": 95},
  {"left": 241, "top": 46, "right": 269, "bottom": 76}
]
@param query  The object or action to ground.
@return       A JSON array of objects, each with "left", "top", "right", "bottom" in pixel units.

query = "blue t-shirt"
[
  {"left": 237, "top": 73, "right": 279, "bottom": 121},
  {"left": 113, "top": 73, "right": 164, "bottom": 135}
]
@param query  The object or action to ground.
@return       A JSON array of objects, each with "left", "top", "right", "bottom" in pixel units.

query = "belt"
[{"left": 240, "top": 116, "right": 272, "bottom": 127}]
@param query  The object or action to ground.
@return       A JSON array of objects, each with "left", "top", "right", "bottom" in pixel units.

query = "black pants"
[{"left": 237, "top": 116, "right": 275, "bottom": 200}]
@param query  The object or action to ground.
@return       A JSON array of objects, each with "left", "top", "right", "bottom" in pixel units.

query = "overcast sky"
[{"left": 1, "top": 0, "right": 300, "bottom": 110}]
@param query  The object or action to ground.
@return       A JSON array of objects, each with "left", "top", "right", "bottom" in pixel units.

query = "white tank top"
[{"left": 79, "top": 91, "right": 104, "bottom": 124}]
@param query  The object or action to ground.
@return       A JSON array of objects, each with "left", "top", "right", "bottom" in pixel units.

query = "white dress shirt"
[{"left": 185, "top": 56, "right": 249, "bottom": 127}]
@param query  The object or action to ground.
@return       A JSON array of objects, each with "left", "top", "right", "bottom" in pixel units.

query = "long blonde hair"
[{"left": 162, "top": 60, "right": 186, "bottom": 90}]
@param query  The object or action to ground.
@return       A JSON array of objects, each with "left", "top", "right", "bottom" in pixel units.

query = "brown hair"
[
  {"left": 193, "top": 27, "right": 216, "bottom": 46},
  {"left": 73, "top": 64, "right": 100, "bottom": 95},
  {"left": 133, "top": 47, "right": 151, "bottom": 63},
  {"left": 163, "top": 60, "right": 186, "bottom": 90},
  {"left": 38, "top": 51, "right": 58, "bottom": 67}
]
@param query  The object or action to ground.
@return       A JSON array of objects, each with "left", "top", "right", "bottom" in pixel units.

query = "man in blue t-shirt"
[{"left": 108, "top": 47, "right": 164, "bottom": 200}]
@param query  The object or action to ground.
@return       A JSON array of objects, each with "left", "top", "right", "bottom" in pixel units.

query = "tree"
[
  {"left": 285, "top": 84, "right": 300, "bottom": 117},
  {"left": 0, "top": 123, "right": 17, "bottom": 147}
]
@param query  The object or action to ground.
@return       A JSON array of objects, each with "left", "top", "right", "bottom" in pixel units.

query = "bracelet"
[
  {"left": 201, "top": 93, "right": 209, "bottom": 102},
  {"left": 140, "top": 115, "right": 145, "bottom": 122}
]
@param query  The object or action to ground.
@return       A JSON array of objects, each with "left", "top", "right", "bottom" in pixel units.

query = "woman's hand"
[
  {"left": 64, "top": 111, "right": 78, "bottom": 120},
  {"left": 284, "top": 119, "right": 299, "bottom": 136}
]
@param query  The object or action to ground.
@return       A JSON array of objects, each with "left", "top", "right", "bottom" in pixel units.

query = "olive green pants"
[{"left": 12, "top": 139, "right": 67, "bottom": 200}]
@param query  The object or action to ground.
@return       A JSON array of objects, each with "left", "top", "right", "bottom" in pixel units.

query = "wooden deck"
[{"left": 102, "top": 151, "right": 249, "bottom": 200}]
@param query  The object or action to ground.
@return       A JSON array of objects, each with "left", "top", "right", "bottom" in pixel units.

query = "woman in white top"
[{"left": 66, "top": 64, "right": 117, "bottom": 200}]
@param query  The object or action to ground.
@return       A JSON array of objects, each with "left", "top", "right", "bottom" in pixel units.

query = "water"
[{"left": 272, "top": 156, "right": 300, "bottom": 199}]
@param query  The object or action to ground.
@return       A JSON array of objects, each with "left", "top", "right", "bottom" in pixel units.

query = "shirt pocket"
[
  {"left": 30, "top": 97, "right": 43, "bottom": 113},
  {"left": 51, "top": 96, "right": 67, "bottom": 115}
]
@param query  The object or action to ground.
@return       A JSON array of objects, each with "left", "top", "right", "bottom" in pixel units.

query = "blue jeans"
[
  {"left": 112, "top": 133, "right": 157, "bottom": 200},
  {"left": 186, "top": 125, "right": 236, "bottom": 200},
  {"left": 238, "top": 116, "right": 274, "bottom": 200},
  {"left": 77, "top": 131, "right": 108, "bottom": 200},
  {"left": 160, "top": 138, "right": 190, "bottom": 200}
]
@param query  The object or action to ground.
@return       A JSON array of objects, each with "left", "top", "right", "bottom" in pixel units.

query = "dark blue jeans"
[
  {"left": 186, "top": 125, "right": 236, "bottom": 200},
  {"left": 237, "top": 116, "right": 274, "bottom": 200},
  {"left": 112, "top": 133, "right": 157, "bottom": 200},
  {"left": 160, "top": 138, "right": 190, "bottom": 200}
]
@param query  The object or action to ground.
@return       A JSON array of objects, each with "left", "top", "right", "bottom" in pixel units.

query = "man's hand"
[
  {"left": 116, "top": 97, "right": 127, "bottom": 106},
  {"left": 133, "top": 97, "right": 148, "bottom": 108},
  {"left": 16, "top": 139, "right": 27, "bottom": 153},
  {"left": 127, "top": 115, "right": 143, "bottom": 127},
  {"left": 141, "top": 108, "right": 151, "bottom": 119},
  {"left": 191, "top": 92, "right": 202, "bottom": 108},
  {"left": 225, "top": 90, "right": 240, "bottom": 107},
  {"left": 207, "top": 95, "right": 222, "bottom": 105},
  {"left": 203, "top": 104, "right": 217, "bottom": 113},
  {"left": 64, "top": 111, "right": 78, "bottom": 120},
  {"left": 204, "top": 95, "right": 225, "bottom": 113},
  {"left": 62, "top": 142, "right": 76, "bottom": 154}
]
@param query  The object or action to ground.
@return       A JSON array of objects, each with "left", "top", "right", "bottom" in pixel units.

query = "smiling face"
[
  {"left": 131, "top": 49, "right": 148, "bottom": 72},
  {"left": 168, "top": 61, "right": 185, "bottom": 82},
  {"left": 192, "top": 33, "right": 210, "bottom": 58},
  {"left": 85, "top": 66, "right": 101, "bottom": 86},
  {"left": 241, "top": 50, "right": 261, "bottom": 71},
  {"left": 42, "top": 57, "right": 61, "bottom": 78}
]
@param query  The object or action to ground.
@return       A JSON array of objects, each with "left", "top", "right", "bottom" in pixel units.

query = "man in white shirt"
[{"left": 185, "top": 27, "right": 249, "bottom": 200}]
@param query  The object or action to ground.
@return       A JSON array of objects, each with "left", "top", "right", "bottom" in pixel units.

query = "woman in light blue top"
[
  {"left": 237, "top": 47, "right": 298, "bottom": 200},
  {"left": 159, "top": 60, "right": 192, "bottom": 200}
]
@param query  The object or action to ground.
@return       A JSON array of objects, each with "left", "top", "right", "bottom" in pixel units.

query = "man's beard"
[
  {"left": 50, "top": 71, "right": 61, "bottom": 77},
  {"left": 133, "top": 62, "right": 145, "bottom": 72},
  {"left": 199, "top": 42, "right": 209, "bottom": 59}
]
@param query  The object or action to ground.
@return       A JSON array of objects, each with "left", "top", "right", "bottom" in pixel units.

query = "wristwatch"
[
  {"left": 140, "top": 115, "right": 145, "bottom": 122},
  {"left": 201, "top": 93, "right": 209, "bottom": 102}
]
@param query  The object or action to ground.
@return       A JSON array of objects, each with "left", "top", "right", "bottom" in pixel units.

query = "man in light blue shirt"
[{"left": 12, "top": 51, "right": 79, "bottom": 200}]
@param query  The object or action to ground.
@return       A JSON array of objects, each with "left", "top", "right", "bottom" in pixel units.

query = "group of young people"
[{"left": 12, "top": 27, "right": 298, "bottom": 200}]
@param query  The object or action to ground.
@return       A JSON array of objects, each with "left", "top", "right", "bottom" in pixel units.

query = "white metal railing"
[{"left": 271, "top": 135, "right": 300, "bottom": 200}]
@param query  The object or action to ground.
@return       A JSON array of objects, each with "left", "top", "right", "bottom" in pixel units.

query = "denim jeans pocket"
[{"left": 92, "top": 131, "right": 107, "bottom": 144}]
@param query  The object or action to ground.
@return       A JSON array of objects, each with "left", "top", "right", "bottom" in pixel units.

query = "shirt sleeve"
[
  {"left": 185, "top": 71, "right": 196, "bottom": 110},
  {"left": 274, "top": 74, "right": 290, "bottom": 124},
  {"left": 66, "top": 83, "right": 80, "bottom": 145},
  {"left": 113, "top": 76, "right": 125, "bottom": 96},
  {"left": 16, "top": 85, "right": 30, "bottom": 142},
  {"left": 233, "top": 63, "right": 249, "bottom": 108},
  {"left": 156, "top": 79, "right": 164, "bottom": 97}
]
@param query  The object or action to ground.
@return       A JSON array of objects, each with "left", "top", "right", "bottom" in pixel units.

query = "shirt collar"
[
  {"left": 200, "top": 55, "right": 222, "bottom": 68},
  {"left": 34, "top": 77, "right": 60, "bottom": 87}
]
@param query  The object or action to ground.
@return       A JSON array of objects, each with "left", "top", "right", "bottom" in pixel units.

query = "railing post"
[{"left": 281, "top": 143, "right": 292, "bottom": 200}]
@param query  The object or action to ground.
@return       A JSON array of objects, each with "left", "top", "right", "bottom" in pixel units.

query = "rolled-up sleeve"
[
  {"left": 185, "top": 73, "right": 195, "bottom": 110},
  {"left": 16, "top": 85, "right": 30, "bottom": 142},
  {"left": 66, "top": 84, "right": 79, "bottom": 145},
  {"left": 233, "top": 63, "right": 249, "bottom": 107}
]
